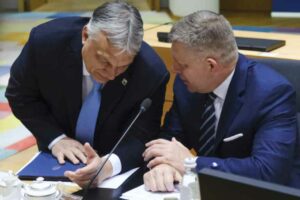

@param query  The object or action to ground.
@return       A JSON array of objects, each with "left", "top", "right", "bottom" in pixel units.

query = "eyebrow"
[
  {"left": 97, "top": 50, "right": 131, "bottom": 68},
  {"left": 173, "top": 57, "right": 186, "bottom": 67}
]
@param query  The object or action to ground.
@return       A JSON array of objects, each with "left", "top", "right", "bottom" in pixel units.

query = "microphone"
[
  {"left": 140, "top": 98, "right": 152, "bottom": 112},
  {"left": 82, "top": 98, "right": 152, "bottom": 200}
]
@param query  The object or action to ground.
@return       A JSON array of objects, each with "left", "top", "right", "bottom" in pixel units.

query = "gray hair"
[
  {"left": 169, "top": 10, "right": 238, "bottom": 65},
  {"left": 87, "top": 1, "right": 143, "bottom": 55}
]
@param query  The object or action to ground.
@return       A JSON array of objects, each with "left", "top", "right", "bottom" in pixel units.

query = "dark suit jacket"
[
  {"left": 161, "top": 54, "right": 297, "bottom": 184},
  {"left": 5, "top": 17, "right": 169, "bottom": 173},
  {"left": 289, "top": 113, "right": 300, "bottom": 188}
]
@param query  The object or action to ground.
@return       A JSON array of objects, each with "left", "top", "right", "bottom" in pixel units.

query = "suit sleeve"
[
  {"left": 196, "top": 83, "right": 297, "bottom": 184},
  {"left": 5, "top": 28, "right": 65, "bottom": 150},
  {"left": 114, "top": 72, "right": 170, "bottom": 173},
  {"left": 160, "top": 98, "right": 188, "bottom": 143}
]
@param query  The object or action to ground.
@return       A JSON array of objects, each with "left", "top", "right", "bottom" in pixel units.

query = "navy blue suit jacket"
[
  {"left": 161, "top": 54, "right": 297, "bottom": 184},
  {"left": 5, "top": 17, "right": 169, "bottom": 172}
]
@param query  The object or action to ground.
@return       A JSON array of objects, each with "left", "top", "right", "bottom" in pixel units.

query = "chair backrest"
[
  {"left": 254, "top": 58, "right": 300, "bottom": 113},
  {"left": 255, "top": 57, "right": 300, "bottom": 189}
]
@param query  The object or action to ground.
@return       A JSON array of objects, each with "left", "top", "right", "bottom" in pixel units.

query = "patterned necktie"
[
  {"left": 75, "top": 79, "right": 102, "bottom": 146},
  {"left": 198, "top": 92, "right": 217, "bottom": 156}
]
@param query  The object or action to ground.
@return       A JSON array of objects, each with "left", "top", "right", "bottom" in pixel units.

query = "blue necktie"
[
  {"left": 198, "top": 93, "right": 217, "bottom": 156},
  {"left": 75, "top": 79, "right": 102, "bottom": 146}
]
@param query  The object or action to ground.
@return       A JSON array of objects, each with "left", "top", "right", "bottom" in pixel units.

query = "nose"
[{"left": 106, "top": 65, "right": 118, "bottom": 80}]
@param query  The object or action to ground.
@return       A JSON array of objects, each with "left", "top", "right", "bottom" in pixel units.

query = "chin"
[
  {"left": 187, "top": 86, "right": 197, "bottom": 93},
  {"left": 92, "top": 75, "right": 107, "bottom": 84}
]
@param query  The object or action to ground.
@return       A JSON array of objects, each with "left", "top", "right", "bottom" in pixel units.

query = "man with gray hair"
[
  {"left": 6, "top": 1, "right": 169, "bottom": 186},
  {"left": 143, "top": 10, "right": 297, "bottom": 191}
]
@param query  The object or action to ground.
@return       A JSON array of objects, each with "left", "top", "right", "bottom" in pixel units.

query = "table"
[{"left": 0, "top": 145, "right": 144, "bottom": 199}]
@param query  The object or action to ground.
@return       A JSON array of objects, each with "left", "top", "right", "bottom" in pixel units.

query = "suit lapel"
[
  {"left": 61, "top": 31, "right": 83, "bottom": 134},
  {"left": 187, "top": 94, "right": 207, "bottom": 148},
  {"left": 98, "top": 70, "right": 130, "bottom": 127},
  {"left": 214, "top": 55, "right": 248, "bottom": 149},
  {"left": 174, "top": 77, "right": 207, "bottom": 147}
]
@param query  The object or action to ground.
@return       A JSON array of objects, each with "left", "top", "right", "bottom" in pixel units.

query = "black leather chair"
[
  {"left": 254, "top": 57, "right": 300, "bottom": 113},
  {"left": 254, "top": 57, "right": 300, "bottom": 188}
]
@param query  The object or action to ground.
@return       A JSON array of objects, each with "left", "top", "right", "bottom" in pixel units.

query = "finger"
[
  {"left": 76, "top": 181, "right": 87, "bottom": 188},
  {"left": 75, "top": 159, "right": 99, "bottom": 175},
  {"left": 65, "top": 151, "right": 80, "bottom": 164},
  {"left": 147, "top": 156, "right": 167, "bottom": 168},
  {"left": 153, "top": 169, "right": 166, "bottom": 192},
  {"left": 64, "top": 171, "right": 75, "bottom": 181},
  {"left": 148, "top": 171, "right": 158, "bottom": 192},
  {"left": 144, "top": 144, "right": 165, "bottom": 160},
  {"left": 84, "top": 143, "right": 97, "bottom": 159},
  {"left": 67, "top": 169, "right": 96, "bottom": 180},
  {"left": 56, "top": 152, "right": 66, "bottom": 164},
  {"left": 164, "top": 169, "right": 175, "bottom": 192},
  {"left": 145, "top": 139, "right": 170, "bottom": 147},
  {"left": 144, "top": 146, "right": 166, "bottom": 161},
  {"left": 144, "top": 143, "right": 167, "bottom": 154},
  {"left": 65, "top": 170, "right": 95, "bottom": 187},
  {"left": 75, "top": 143, "right": 86, "bottom": 154},
  {"left": 174, "top": 170, "right": 182, "bottom": 183},
  {"left": 143, "top": 173, "right": 151, "bottom": 191},
  {"left": 70, "top": 178, "right": 88, "bottom": 188},
  {"left": 172, "top": 137, "right": 187, "bottom": 148},
  {"left": 72, "top": 148, "right": 87, "bottom": 164}
]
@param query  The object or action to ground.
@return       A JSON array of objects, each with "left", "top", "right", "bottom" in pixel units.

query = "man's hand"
[
  {"left": 64, "top": 143, "right": 113, "bottom": 188},
  {"left": 143, "top": 164, "right": 182, "bottom": 192},
  {"left": 143, "top": 137, "right": 194, "bottom": 174},
  {"left": 51, "top": 137, "right": 87, "bottom": 164}
]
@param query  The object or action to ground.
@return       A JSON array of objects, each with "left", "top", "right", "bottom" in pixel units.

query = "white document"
[
  {"left": 120, "top": 184, "right": 180, "bottom": 200},
  {"left": 0, "top": 73, "right": 9, "bottom": 86},
  {"left": 98, "top": 167, "right": 139, "bottom": 189}
]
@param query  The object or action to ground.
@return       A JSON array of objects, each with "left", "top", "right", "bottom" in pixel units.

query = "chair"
[
  {"left": 254, "top": 57, "right": 300, "bottom": 189},
  {"left": 254, "top": 57, "right": 300, "bottom": 113}
]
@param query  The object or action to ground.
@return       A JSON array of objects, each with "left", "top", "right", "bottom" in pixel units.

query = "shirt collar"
[
  {"left": 83, "top": 61, "right": 90, "bottom": 76},
  {"left": 213, "top": 68, "right": 235, "bottom": 101}
]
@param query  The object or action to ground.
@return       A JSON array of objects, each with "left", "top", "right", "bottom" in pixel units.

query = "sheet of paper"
[
  {"left": 98, "top": 167, "right": 139, "bottom": 189},
  {"left": 120, "top": 184, "right": 180, "bottom": 200},
  {"left": 0, "top": 73, "right": 9, "bottom": 86}
]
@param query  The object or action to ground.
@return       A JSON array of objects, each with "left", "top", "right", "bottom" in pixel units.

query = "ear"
[
  {"left": 81, "top": 26, "right": 89, "bottom": 45},
  {"left": 206, "top": 57, "right": 220, "bottom": 73}
]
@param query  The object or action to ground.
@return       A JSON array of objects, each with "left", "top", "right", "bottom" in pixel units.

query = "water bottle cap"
[{"left": 184, "top": 157, "right": 197, "bottom": 168}]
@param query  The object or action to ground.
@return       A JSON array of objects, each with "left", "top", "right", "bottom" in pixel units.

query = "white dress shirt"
[
  {"left": 212, "top": 68, "right": 235, "bottom": 131},
  {"left": 48, "top": 62, "right": 121, "bottom": 177}
]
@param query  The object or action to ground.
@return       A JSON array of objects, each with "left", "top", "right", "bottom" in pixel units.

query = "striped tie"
[{"left": 198, "top": 93, "right": 217, "bottom": 156}]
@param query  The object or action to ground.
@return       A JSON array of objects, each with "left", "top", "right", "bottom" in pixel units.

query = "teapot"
[
  {"left": 0, "top": 170, "right": 22, "bottom": 200},
  {"left": 23, "top": 177, "right": 61, "bottom": 200}
]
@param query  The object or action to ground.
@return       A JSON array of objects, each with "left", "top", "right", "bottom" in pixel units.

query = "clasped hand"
[{"left": 143, "top": 137, "right": 194, "bottom": 174}]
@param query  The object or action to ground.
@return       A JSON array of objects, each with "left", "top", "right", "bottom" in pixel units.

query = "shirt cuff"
[
  {"left": 103, "top": 153, "right": 122, "bottom": 177},
  {"left": 48, "top": 134, "right": 67, "bottom": 150}
]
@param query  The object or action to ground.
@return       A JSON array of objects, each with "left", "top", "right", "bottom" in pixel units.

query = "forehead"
[
  {"left": 171, "top": 42, "right": 199, "bottom": 63},
  {"left": 91, "top": 32, "right": 134, "bottom": 65}
]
